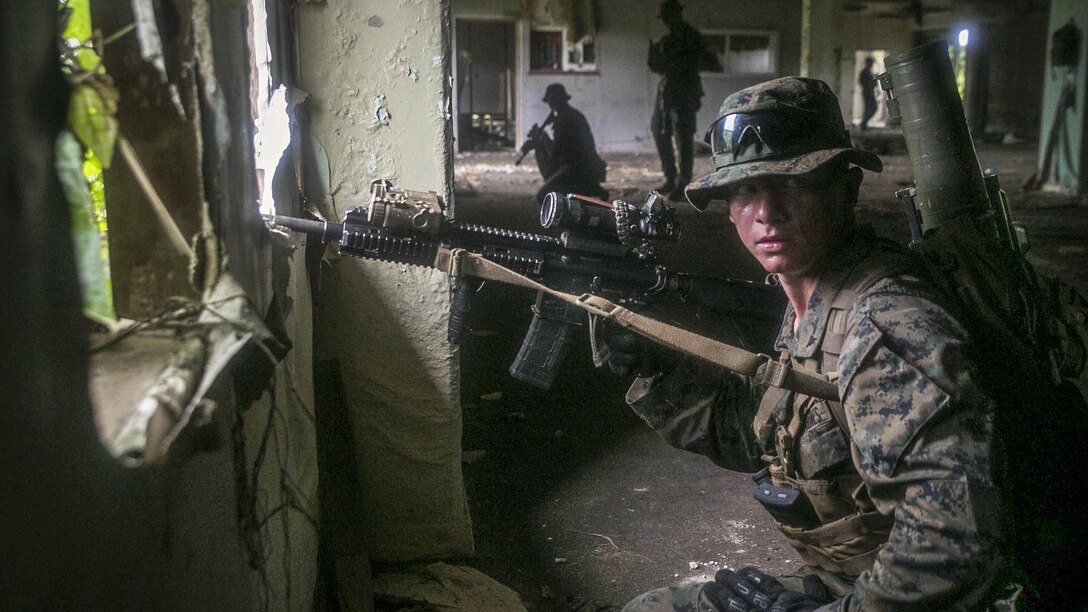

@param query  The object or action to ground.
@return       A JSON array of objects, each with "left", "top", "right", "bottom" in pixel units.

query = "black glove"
[
  {"left": 600, "top": 324, "right": 679, "bottom": 378},
  {"left": 703, "top": 567, "right": 832, "bottom": 612}
]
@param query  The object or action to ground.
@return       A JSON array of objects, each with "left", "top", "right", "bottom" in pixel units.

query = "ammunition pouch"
[{"left": 777, "top": 510, "right": 892, "bottom": 576}]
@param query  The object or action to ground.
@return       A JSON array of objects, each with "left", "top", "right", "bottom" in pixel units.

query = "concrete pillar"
[
  {"left": 801, "top": 0, "right": 844, "bottom": 89},
  {"left": 1038, "top": 0, "right": 1088, "bottom": 194},
  {"left": 297, "top": 0, "right": 473, "bottom": 562}
]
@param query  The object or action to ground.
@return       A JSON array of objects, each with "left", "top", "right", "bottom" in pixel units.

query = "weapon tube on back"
[
  {"left": 879, "top": 41, "right": 1001, "bottom": 242},
  {"left": 880, "top": 40, "right": 1026, "bottom": 255}
]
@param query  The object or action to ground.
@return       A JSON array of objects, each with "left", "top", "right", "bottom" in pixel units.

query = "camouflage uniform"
[
  {"left": 621, "top": 232, "right": 1017, "bottom": 610},
  {"left": 620, "top": 77, "right": 1020, "bottom": 610}
]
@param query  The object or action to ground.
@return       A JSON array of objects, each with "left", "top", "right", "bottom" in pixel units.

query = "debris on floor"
[{"left": 373, "top": 562, "right": 527, "bottom": 612}]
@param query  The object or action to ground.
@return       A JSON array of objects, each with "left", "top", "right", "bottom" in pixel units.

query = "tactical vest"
[{"left": 751, "top": 248, "right": 910, "bottom": 578}]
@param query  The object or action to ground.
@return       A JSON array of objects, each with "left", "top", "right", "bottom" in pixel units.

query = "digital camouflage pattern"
[
  {"left": 685, "top": 77, "right": 882, "bottom": 210},
  {"left": 622, "top": 232, "right": 1018, "bottom": 611}
]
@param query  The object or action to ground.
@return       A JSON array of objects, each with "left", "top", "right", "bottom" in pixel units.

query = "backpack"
[
  {"left": 903, "top": 214, "right": 1088, "bottom": 609},
  {"left": 811, "top": 218, "right": 1087, "bottom": 608}
]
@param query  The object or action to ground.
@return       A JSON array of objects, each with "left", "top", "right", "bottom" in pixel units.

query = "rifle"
[
  {"left": 515, "top": 111, "right": 555, "bottom": 171},
  {"left": 265, "top": 179, "right": 785, "bottom": 390}
]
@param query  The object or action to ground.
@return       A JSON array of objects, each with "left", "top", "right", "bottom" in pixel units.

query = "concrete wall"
[
  {"left": 297, "top": 0, "right": 474, "bottom": 562},
  {"left": 987, "top": 10, "right": 1049, "bottom": 137},
  {"left": 452, "top": 0, "right": 1052, "bottom": 153},
  {"left": 1039, "top": 0, "right": 1088, "bottom": 193},
  {"left": 453, "top": 0, "right": 802, "bottom": 152}
]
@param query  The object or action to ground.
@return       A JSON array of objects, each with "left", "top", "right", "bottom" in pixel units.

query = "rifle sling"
[{"left": 434, "top": 247, "right": 839, "bottom": 401}]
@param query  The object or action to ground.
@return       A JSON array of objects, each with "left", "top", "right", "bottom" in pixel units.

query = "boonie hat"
[
  {"left": 685, "top": 76, "right": 882, "bottom": 210},
  {"left": 658, "top": 0, "right": 684, "bottom": 18},
  {"left": 542, "top": 83, "right": 572, "bottom": 104}
]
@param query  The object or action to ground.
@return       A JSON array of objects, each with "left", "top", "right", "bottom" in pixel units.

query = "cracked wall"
[{"left": 297, "top": 0, "right": 473, "bottom": 561}]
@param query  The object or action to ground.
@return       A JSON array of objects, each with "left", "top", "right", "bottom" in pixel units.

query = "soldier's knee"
[{"left": 620, "top": 583, "right": 714, "bottom": 612}]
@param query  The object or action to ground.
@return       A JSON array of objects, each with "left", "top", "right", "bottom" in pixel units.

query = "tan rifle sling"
[{"left": 434, "top": 246, "right": 840, "bottom": 400}]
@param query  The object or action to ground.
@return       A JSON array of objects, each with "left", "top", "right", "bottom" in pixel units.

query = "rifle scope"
[
  {"left": 539, "top": 191, "right": 681, "bottom": 244},
  {"left": 880, "top": 40, "right": 991, "bottom": 234}
]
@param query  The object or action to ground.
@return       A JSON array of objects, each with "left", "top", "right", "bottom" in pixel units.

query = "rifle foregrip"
[{"left": 448, "top": 278, "right": 476, "bottom": 344}]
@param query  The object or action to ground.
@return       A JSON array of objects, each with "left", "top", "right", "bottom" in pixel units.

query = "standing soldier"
[
  {"left": 858, "top": 56, "right": 878, "bottom": 130},
  {"left": 649, "top": 0, "right": 707, "bottom": 201}
]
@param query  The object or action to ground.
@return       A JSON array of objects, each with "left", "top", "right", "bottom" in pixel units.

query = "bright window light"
[
  {"left": 255, "top": 86, "right": 290, "bottom": 216},
  {"left": 958, "top": 28, "right": 970, "bottom": 47},
  {"left": 250, "top": 0, "right": 291, "bottom": 215}
]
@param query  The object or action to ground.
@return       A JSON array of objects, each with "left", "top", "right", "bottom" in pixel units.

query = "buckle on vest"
[{"left": 758, "top": 353, "right": 790, "bottom": 388}]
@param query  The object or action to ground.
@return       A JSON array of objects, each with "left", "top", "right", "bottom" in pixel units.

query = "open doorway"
[
  {"left": 454, "top": 19, "right": 517, "bottom": 152},
  {"left": 851, "top": 50, "right": 889, "bottom": 129}
]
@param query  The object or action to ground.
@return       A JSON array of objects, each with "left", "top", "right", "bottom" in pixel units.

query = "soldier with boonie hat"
[
  {"left": 685, "top": 76, "right": 881, "bottom": 210},
  {"left": 604, "top": 76, "right": 1026, "bottom": 612}
]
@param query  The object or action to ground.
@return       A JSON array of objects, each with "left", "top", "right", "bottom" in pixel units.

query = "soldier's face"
[{"left": 725, "top": 175, "right": 847, "bottom": 280}]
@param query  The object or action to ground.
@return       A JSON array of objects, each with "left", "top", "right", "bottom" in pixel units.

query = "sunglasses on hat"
[{"left": 704, "top": 111, "right": 850, "bottom": 170}]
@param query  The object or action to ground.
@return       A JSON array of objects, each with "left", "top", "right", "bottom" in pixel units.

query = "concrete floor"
[{"left": 449, "top": 135, "right": 1088, "bottom": 611}]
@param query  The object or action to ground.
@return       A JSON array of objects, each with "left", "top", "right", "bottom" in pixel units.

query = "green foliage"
[
  {"left": 60, "top": 0, "right": 102, "bottom": 73},
  {"left": 83, "top": 151, "right": 107, "bottom": 234},
  {"left": 69, "top": 82, "right": 118, "bottom": 168},
  {"left": 57, "top": 130, "right": 116, "bottom": 325},
  {"left": 61, "top": 0, "right": 119, "bottom": 169},
  {"left": 59, "top": 0, "right": 116, "bottom": 325},
  {"left": 948, "top": 44, "right": 967, "bottom": 101}
]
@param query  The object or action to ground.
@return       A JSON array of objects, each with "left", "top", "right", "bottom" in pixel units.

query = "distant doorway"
[
  {"left": 454, "top": 19, "right": 517, "bottom": 152},
  {"left": 851, "top": 50, "right": 889, "bottom": 129}
]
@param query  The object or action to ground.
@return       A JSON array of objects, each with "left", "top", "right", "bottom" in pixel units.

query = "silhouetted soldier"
[
  {"left": 858, "top": 56, "right": 878, "bottom": 130},
  {"left": 524, "top": 83, "right": 609, "bottom": 204},
  {"left": 649, "top": 0, "right": 706, "bottom": 201}
]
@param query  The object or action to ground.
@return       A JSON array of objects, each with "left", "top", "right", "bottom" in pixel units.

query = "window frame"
[
  {"left": 700, "top": 29, "right": 779, "bottom": 76},
  {"left": 528, "top": 25, "right": 598, "bottom": 74}
]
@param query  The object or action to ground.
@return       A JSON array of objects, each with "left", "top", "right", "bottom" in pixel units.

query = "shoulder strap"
[
  {"left": 435, "top": 247, "right": 841, "bottom": 400},
  {"left": 815, "top": 244, "right": 916, "bottom": 432}
]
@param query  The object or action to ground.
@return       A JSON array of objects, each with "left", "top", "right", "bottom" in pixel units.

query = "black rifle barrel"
[
  {"left": 880, "top": 41, "right": 991, "bottom": 234},
  {"left": 264, "top": 214, "right": 343, "bottom": 242}
]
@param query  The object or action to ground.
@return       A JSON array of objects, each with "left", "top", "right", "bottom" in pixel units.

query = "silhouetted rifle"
[
  {"left": 515, "top": 112, "right": 556, "bottom": 178},
  {"left": 265, "top": 179, "right": 784, "bottom": 389}
]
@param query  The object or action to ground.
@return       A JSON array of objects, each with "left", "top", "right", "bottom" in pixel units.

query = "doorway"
[
  {"left": 851, "top": 50, "right": 889, "bottom": 129},
  {"left": 454, "top": 19, "right": 517, "bottom": 152}
]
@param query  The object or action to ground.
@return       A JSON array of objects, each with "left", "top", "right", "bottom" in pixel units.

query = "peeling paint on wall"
[{"left": 372, "top": 94, "right": 391, "bottom": 126}]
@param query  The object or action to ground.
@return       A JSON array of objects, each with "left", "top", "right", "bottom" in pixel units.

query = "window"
[
  {"left": 701, "top": 31, "right": 778, "bottom": 75},
  {"left": 530, "top": 27, "right": 597, "bottom": 73}
]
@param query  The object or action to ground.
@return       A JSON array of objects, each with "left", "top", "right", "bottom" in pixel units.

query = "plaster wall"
[
  {"left": 801, "top": 0, "right": 844, "bottom": 88},
  {"left": 1039, "top": 0, "right": 1088, "bottom": 193},
  {"left": 297, "top": 0, "right": 473, "bottom": 561},
  {"left": 453, "top": 0, "right": 802, "bottom": 152}
]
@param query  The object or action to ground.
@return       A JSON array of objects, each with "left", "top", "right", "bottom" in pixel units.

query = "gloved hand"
[
  {"left": 599, "top": 324, "right": 678, "bottom": 378},
  {"left": 702, "top": 567, "right": 833, "bottom": 612}
]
